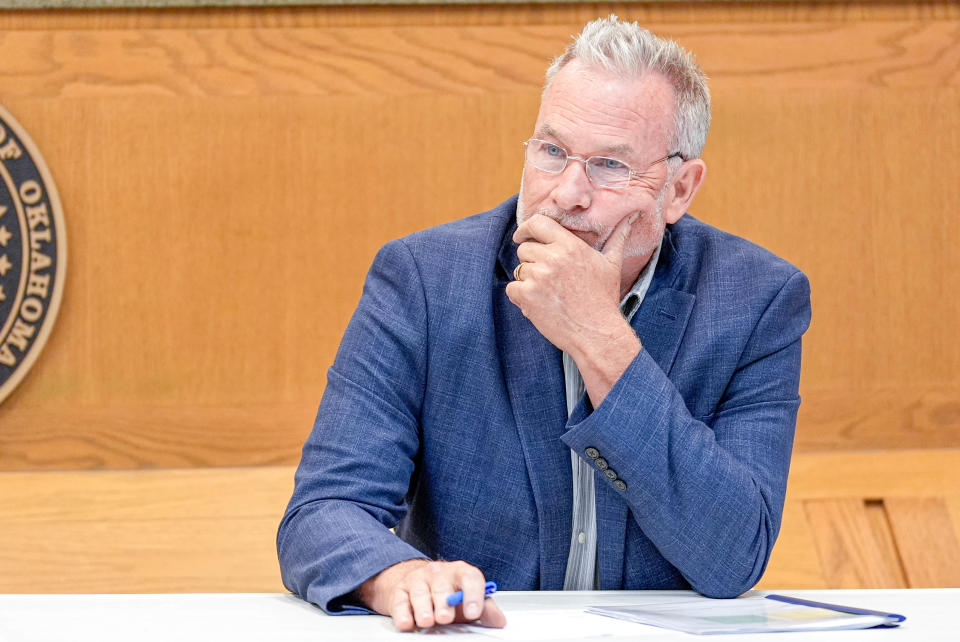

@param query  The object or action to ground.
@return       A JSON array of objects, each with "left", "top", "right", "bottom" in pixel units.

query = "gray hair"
[{"left": 544, "top": 15, "right": 711, "bottom": 161}]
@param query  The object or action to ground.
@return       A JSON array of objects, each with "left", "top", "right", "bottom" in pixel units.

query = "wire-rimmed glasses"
[{"left": 523, "top": 138, "right": 683, "bottom": 190}]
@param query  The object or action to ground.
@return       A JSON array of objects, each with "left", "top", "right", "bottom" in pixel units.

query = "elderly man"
[{"left": 278, "top": 16, "right": 811, "bottom": 632}]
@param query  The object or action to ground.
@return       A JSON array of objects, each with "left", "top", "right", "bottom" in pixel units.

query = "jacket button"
[
  {"left": 595, "top": 457, "right": 609, "bottom": 470},
  {"left": 604, "top": 469, "right": 618, "bottom": 480},
  {"left": 585, "top": 447, "right": 600, "bottom": 459},
  {"left": 614, "top": 480, "right": 627, "bottom": 491}
]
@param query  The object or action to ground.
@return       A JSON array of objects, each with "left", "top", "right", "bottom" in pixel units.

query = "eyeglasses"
[{"left": 522, "top": 138, "right": 684, "bottom": 190}]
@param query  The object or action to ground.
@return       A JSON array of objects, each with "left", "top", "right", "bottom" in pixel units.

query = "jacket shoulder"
[
  {"left": 366, "top": 196, "right": 516, "bottom": 311},
  {"left": 668, "top": 214, "right": 807, "bottom": 295}
]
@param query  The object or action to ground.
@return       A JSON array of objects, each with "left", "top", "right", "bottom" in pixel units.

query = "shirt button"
[
  {"left": 585, "top": 447, "right": 599, "bottom": 459},
  {"left": 595, "top": 457, "right": 609, "bottom": 470},
  {"left": 577, "top": 531, "right": 586, "bottom": 544}
]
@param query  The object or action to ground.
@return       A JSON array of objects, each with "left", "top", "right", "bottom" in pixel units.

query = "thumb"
[
  {"left": 475, "top": 599, "right": 507, "bottom": 628},
  {"left": 601, "top": 212, "right": 638, "bottom": 265}
]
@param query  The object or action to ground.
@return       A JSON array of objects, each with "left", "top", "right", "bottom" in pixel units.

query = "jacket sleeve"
[
  {"left": 561, "top": 269, "right": 811, "bottom": 598},
  {"left": 277, "top": 239, "right": 430, "bottom": 614}
]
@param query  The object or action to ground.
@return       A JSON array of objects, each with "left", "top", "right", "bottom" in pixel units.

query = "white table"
[{"left": 0, "top": 589, "right": 954, "bottom": 641}]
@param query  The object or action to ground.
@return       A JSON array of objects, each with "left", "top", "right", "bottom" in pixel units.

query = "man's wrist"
[
  {"left": 568, "top": 313, "right": 641, "bottom": 367},
  {"left": 569, "top": 314, "right": 641, "bottom": 408}
]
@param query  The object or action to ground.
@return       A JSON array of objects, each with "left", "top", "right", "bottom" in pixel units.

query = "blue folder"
[{"left": 765, "top": 594, "right": 906, "bottom": 628}]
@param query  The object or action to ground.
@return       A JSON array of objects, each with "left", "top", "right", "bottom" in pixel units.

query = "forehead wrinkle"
[
  {"left": 538, "top": 63, "right": 675, "bottom": 160},
  {"left": 538, "top": 110, "right": 643, "bottom": 160},
  {"left": 537, "top": 95, "right": 669, "bottom": 163}
]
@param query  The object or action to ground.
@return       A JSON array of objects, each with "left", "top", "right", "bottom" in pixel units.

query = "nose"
[{"left": 553, "top": 156, "right": 592, "bottom": 212}]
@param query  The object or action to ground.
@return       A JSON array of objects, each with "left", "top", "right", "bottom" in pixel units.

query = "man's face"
[{"left": 518, "top": 60, "right": 681, "bottom": 279}]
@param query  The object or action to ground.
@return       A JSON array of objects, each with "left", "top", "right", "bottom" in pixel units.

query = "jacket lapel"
[
  {"left": 494, "top": 222, "right": 571, "bottom": 590},
  {"left": 630, "top": 224, "right": 696, "bottom": 375}
]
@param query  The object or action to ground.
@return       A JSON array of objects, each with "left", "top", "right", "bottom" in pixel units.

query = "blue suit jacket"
[{"left": 278, "top": 195, "right": 811, "bottom": 612}]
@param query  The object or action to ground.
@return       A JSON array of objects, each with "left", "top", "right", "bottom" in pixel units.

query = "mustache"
[{"left": 527, "top": 207, "right": 614, "bottom": 249}]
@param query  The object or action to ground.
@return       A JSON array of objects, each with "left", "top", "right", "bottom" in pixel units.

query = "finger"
[
  {"left": 504, "top": 280, "right": 522, "bottom": 306},
  {"left": 475, "top": 598, "right": 508, "bottom": 629},
  {"left": 454, "top": 562, "right": 487, "bottom": 621},
  {"left": 405, "top": 575, "right": 436, "bottom": 629},
  {"left": 516, "top": 240, "right": 550, "bottom": 264},
  {"left": 600, "top": 212, "right": 638, "bottom": 265},
  {"left": 428, "top": 565, "right": 457, "bottom": 625},
  {"left": 505, "top": 283, "right": 531, "bottom": 319},
  {"left": 389, "top": 586, "right": 416, "bottom": 632},
  {"left": 511, "top": 261, "right": 542, "bottom": 286},
  {"left": 513, "top": 213, "right": 567, "bottom": 245}
]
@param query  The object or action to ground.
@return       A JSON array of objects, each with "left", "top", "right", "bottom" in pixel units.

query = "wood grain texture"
[
  {"left": 0, "top": 452, "right": 955, "bottom": 592},
  {"left": 794, "top": 388, "right": 960, "bottom": 451},
  {"left": 786, "top": 449, "right": 960, "bottom": 498},
  {"left": 0, "top": 10, "right": 956, "bottom": 469},
  {"left": 0, "top": 404, "right": 317, "bottom": 468},
  {"left": 0, "top": 89, "right": 537, "bottom": 469},
  {"left": 863, "top": 499, "right": 906, "bottom": 585},
  {"left": 884, "top": 497, "right": 960, "bottom": 587},
  {"left": 803, "top": 499, "right": 906, "bottom": 588},
  {"left": 760, "top": 450, "right": 960, "bottom": 589},
  {"left": 948, "top": 496, "right": 960, "bottom": 554},
  {"left": 756, "top": 499, "right": 828, "bottom": 589},
  {"left": 0, "top": 22, "right": 957, "bottom": 100},
  {"left": 0, "top": 466, "right": 293, "bottom": 592},
  {"left": 2, "top": 3, "right": 959, "bottom": 31}
]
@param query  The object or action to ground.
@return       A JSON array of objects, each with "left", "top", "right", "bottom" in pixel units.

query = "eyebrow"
[{"left": 535, "top": 123, "right": 634, "bottom": 158}]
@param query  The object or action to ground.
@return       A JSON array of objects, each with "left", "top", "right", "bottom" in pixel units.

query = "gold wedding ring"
[{"left": 513, "top": 262, "right": 525, "bottom": 281}]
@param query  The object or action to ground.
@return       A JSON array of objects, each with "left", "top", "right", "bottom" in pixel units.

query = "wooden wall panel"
[
  {"left": 1, "top": 3, "right": 959, "bottom": 31},
  {"left": 758, "top": 499, "right": 828, "bottom": 589},
  {"left": 0, "top": 7, "right": 957, "bottom": 470},
  {"left": 0, "top": 89, "right": 537, "bottom": 469},
  {"left": 0, "top": 466, "right": 292, "bottom": 592},
  {"left": 885, "top": 497, "right": 960, "bottom": 587},
  {"left": 759, "top": 450, "right": 960, "bottom": 590},
  {"left": 1, "top": 451, "right": 954, "bottom": 593},
  {"left": 765, "top": 496, "right": 960, "bottom": 589},
  {"left": 803, "top": 499, "right": 907, "bottom": 588},
  {"left": 785, "top": 449, "right": 960, "bottom": 499}
]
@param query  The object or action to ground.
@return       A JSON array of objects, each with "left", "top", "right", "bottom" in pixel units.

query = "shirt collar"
[{"left": 619, "top": 237, "right": 663, "bottom": 323}]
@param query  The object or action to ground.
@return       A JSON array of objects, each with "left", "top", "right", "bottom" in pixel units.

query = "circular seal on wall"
[{"left": 0, "top": 104, "right": 67, "bottom": 405}]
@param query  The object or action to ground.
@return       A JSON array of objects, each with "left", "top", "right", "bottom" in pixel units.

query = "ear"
[{"left": 662, "top": 159, "right": 706, "bottom": 224}]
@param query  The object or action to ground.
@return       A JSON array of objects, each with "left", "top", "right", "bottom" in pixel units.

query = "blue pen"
[{"left": 446, "top": 581, "right": 497, "bottom": 607}]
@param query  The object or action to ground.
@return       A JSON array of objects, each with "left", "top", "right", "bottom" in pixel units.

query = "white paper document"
[
  {"left": 586, "top": 594, "right": 905, "bottom": 635},
  {"left": 460, "top": 609, "right": 662, "bottom": 639}
]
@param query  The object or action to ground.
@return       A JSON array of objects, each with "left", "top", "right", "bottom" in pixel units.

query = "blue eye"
[
  {"left": 602, "top": 157, "right": 626, "bottom": 170},
  {"left": 545, "top": 144, "right": 563, "bottom": 157}
]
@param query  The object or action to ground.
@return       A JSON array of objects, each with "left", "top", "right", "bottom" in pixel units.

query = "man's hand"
[
  {"left": 357, "top": 559, "right": 506, "bottom": 632},
  {"left": 506, "top": 213, "right": 635, "bottom": 354},
  {"left": 505, "top": 213, "right": 642, "bottom": 407}
]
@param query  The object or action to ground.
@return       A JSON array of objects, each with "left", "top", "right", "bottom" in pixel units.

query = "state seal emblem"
[{"left": 0, "top": 104, "right": 66, "bottom": 405}]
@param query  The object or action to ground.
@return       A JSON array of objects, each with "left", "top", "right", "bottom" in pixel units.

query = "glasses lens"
[
  {"left": 526, "top": 139, "right": 566, "bottom": 173},
  {"left": 586, "top": 157, "right": 630, "bottom": 189}
]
